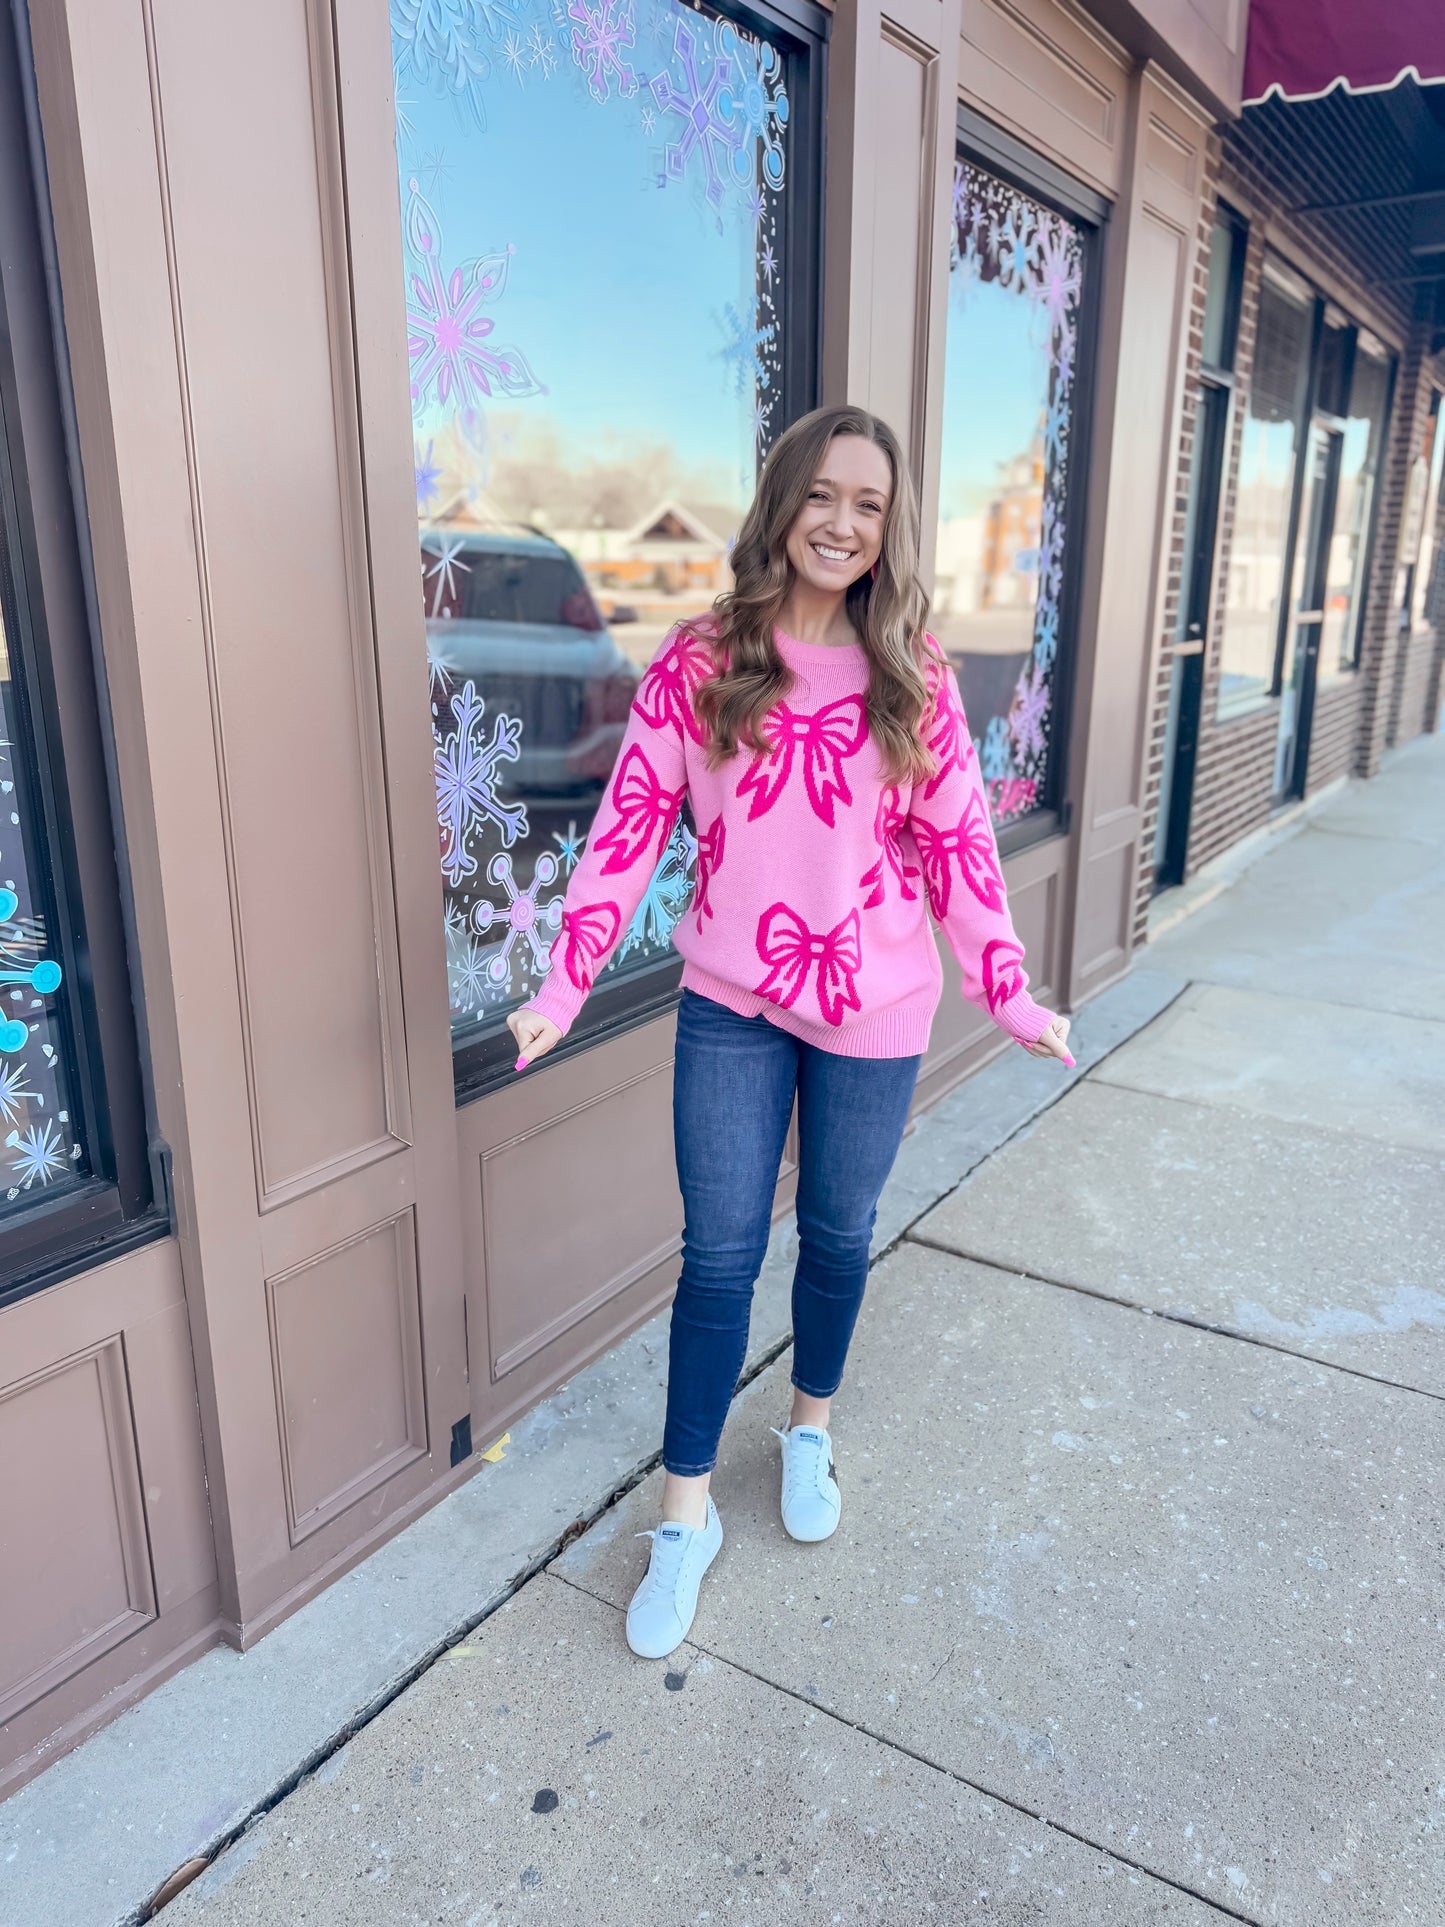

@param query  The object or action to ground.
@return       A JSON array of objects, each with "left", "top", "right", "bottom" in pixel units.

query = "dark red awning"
[{"left": 1244, "top": 0, "right": 1445, "bottom": 104}]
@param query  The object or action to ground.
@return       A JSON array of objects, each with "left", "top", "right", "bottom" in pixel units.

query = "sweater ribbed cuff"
[
  {"left": 523, "top": 970, "right": 588, "bottom": 1037},
  {"left": 990, "top": 991, "right": 1056, "bottom": 1048}
]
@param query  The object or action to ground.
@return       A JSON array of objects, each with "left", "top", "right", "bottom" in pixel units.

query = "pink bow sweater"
[{"left": 524, "top": 626, "right": 1058, "bottom": 1059}]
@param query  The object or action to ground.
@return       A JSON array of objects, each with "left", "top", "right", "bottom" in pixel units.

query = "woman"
[{"left": 510, "top": 404, "right": 1073, "bottom": 1659}]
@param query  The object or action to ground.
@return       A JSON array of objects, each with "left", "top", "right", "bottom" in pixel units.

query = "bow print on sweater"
[
  {"left": 736, "top": 695, "right": 868, "bottom": 826},
  {"left": 635, "top": 628, "right": 715, "bottom": 743},
  {"left": 922, "top": 685, "right": 974, "bottom": 798},
  {"left": 982, "top": 938, "right": 1026, "bottom": 1014},
  {"left": 592, "top": 745, "right": 685, "bottom": 875},
  {"left": 912, "top": 791, "right": 1006, "bottom": 917},
  {"left": 860, "top": 785, "right": 921, "bottom": 908},
  {"left": 555, "top": 901, "right": 622, "bottom": 992},
  {"left": 693, "top": 815, "right": 725, "bottom": 927},
  {"left": 755, "top": 904, "right": 863, "bottom": 1027}
]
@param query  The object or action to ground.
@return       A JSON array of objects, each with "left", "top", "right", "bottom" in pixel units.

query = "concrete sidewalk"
[{"left": 27, "top": 737, "right": 1445, "bottom": 1926}]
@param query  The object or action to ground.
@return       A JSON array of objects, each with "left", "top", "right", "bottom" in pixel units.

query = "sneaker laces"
[
  {"left": 772, "top": 1425, "right": 829, "bottom": 1500},
  {"left": 634, "top": 1522, "right": 690, "bottom": 1599}
]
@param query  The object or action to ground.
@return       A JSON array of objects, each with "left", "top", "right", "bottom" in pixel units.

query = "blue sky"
[
  {"left": 938, "top": 275, "right": 1053, "bottom": 519},
  {"left": 398, "top": 20, "right": 764, "bottom": 502}
]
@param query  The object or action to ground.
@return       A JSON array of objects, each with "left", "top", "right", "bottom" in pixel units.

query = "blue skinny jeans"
[{"left": 662, "top": 988, "right": 921, "bottom": 1477}]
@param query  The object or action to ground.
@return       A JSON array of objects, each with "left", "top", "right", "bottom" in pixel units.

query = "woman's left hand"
[{"left": 1026, "top": 1016, "right": 1074, "bottom": 1066}]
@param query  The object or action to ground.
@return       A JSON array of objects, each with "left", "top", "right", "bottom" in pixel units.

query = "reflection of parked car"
[{"left": 422, "top": 525, "right": 640, "bottom": 797}]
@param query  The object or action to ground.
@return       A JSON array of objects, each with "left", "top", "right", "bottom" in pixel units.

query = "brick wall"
[
  {"left": 1392, "top": 627, "right": 1444, "bottom": 743},
  {"left": 1132, "top": 91, "right": 1445, "bottom": 948}
]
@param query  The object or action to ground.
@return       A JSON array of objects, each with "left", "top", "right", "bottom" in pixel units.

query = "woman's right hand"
[{"left": 506, "top": 1007, "right": 563, "bottom": 1071}]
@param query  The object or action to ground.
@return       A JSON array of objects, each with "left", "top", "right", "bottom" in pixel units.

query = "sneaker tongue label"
[
  {"left": 794, "top": 1429, "right": 823, "bottom": 1444},
  {"left": 657, "top": 1525, "right": 685, "bottom": 1542}
]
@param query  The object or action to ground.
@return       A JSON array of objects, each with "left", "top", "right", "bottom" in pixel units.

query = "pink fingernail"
[
  {"left": 1063, "top": 1053, "right": 1076, "bottom": 1068},
  {"left": 515, "top": 1055, "right": 529, "bottom": 1071}
]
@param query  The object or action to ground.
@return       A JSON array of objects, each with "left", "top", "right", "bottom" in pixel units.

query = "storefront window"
[
  {"left": 935, "top": 155, "right": 1089, "bottom": 832},
  {"left": 1216, "top": 261, "right": 1314, "bottom": 717},
  {"left": 1319, "top": 338, "right": 1391, "bottom": 679},
  {"left": 0, "top": 597, "right": 81, "bottom": 1212},
  {"left": 0, "top": 11, "right": 154, "bottom": 1303},
  {"left": 391, "top": 0, "right": 816, "bottom": 1070},
  {"left": 1409, "top": 394, "right": 1445, "bottom": 634}
]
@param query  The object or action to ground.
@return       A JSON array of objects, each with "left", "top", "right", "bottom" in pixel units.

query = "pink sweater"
[{"left": 525, "top": 626, "right": 1058, "bottom": 1058}]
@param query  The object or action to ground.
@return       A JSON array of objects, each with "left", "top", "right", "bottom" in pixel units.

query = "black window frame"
[
  {"left": 950, "top": 106, "right": 1107, "bottom": 862},
  {"left": 1154, "top": 201, "right": 1247, "bottom": 886},
  {"left": 449, "top": 0, "right": 829, "bottom": 1105},
  {"left": 1215, "top": 250, "right": 1318, "bottom": 724},
  {"left": 1319, "top": 328, "right": 1396, "bottom": 682},
  {"left": 0, "top": 6, "right": 160, "bottom": 1310}
]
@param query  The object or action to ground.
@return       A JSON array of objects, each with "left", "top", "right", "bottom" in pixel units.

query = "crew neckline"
[{"left": 774, "top": 625, "right": 865, "bottom": 657}]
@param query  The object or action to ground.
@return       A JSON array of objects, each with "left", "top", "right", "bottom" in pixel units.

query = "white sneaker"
[
  {"left": 625, "top": 1495, "right": 723, "bottom": 1659},
  {"left": 772, "top": 1423, "right": 842, "bottom": 1542}
]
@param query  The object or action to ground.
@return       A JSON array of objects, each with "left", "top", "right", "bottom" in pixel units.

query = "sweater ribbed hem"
[
  {"left": 528, "top": 967, "right": 1057, "bottom": 1058},
  {"left": 523, "top": 971, "right": 588, "bottom": 1037},
  {"left": 988, "top": 990, "right": 1056, "bottom": 1048},
  {"left": 679, "top": 963, "right": 937, "bottom": 1059}
]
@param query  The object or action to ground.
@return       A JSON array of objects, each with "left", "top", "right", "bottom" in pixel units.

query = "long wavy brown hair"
[{"left": 692, "top": 405, "right": 939, "bottom": 784}]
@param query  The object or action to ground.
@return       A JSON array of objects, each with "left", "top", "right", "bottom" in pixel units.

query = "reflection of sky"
[
  {"left": 938, "top": 276, "right": 1051, "bottom": 518},
  {"left": 400, "top": 30, "right": 759, "bottom": 501}
]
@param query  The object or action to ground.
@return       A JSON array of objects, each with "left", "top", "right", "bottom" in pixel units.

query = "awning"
[{"left": 1244, "top": 0, "right": 1445, "bottom": 105}]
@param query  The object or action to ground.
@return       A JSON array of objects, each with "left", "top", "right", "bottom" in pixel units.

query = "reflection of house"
[
  {"left": 558, "top": 499, "right": 743, "bottom": 596},
  {"left": 934, "top": 425, "right": 1044, "bottom": 621},
  {"left": 980, "top": 429, "right": 1044, "bottom": 609}
]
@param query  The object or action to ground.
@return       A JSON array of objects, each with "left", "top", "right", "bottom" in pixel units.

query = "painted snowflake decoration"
[
  {"left": 979, "top": 714, "right": 1015, "bottom": 785},
  {"left": 1009, "top": 659, "right": 1051, "bottom": 765},
  {"left": 404, "top": 182, "right": 544, "bottom": 430},
  {"left": 618, "top": 817, "right": 696, "bottom": 958},
  {"left": 567, "top": 0, "right": 637, "bottom": 101},
  {"left": 720, "top": 27, "right": 787, "bottom": 192},
  {"left": 415, "top": 440, "right": 443, "bottom": 512},
  {"left": 720, "top": 300, "right": 774, "bottom": 397},
  {"left": 649, "top": 16, "right": 739, "bottom": 210},
  {"left": 7, "top": 1116, "right": 66, "bottom": 1190},
  {"left": 471, "top": 849, "right": 564, "bottom": 987},
  {"left": 552, "top": 820, "right": 585, "bottom": 873},
  {"left": 1034, "top": 219, "right": 1082, "bottom": 343},
  {"left": 393, "top": 0, "right": 499, "bottom": 125},
  {"left": 434, "top": 680, "right": 528, "bottom": 884},
  {"left": 0, "top": 1057, "right": 35, "bottom": 1124},
  {"left": 950, "top": 158, "right": 1082, "bottom": 828},
  {"left": 0, "top": 888, "right": 62, "bottom": 1056}
]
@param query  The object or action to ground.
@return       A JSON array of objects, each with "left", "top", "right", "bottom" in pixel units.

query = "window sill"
[{"left": 1214, "top": 691, "right": 1276, "bottom": 726}]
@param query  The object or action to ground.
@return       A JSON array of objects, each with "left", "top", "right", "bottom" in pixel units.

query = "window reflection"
[
  {"left": 1217, "top": 263, "right": 1313, "bottom": 715},
  {"left": 392, "top": 0, "right": 792, "bottom": 1045},
  {"left": 935, "top": 159, "right": 1086, "bottom": 830},
  {"left": 1320, "top": 341, "right": 1389, "bottom": 678}
]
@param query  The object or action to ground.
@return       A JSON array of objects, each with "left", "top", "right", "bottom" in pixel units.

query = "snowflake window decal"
[
  {"left": 567, "top": 0, "right": 638, "bottom": 101},
  {"left": 949, "top": 158, "right": 1084, "bottom": 829},
  {"left": 434, "top": 680, "right": 528, "bottom": 885},
  {"left": 471, "top": 850, "right": 565, "bottom": 986},
  {"left": 404, "top": 182, "right": 544, "bottom": 430},
  {"left": 648, "top": 16, "right": 740, "bottom": 210}
]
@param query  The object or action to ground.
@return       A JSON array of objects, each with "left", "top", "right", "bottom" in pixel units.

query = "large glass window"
[
  {"left": 1154, "top": 205, "right": 1245, "bottom": 888},
  {"left": 1216, "top": 261, "right": 1314, "bottom": 717},
  {"left": 1409, "top": 394, "right": 1445, "bottom": 634},
  {"left": 0, "top": 12, "right": 154, "bottom": 1305},
  {"left": 391, "top": 0, "right": 820, "bottom": 1083},
  {"left": 1319, "top": 337, "right": 1391, "bottom": 680},
  {"left": 935, "top": 148, "right": 1093, "bottom": 834}
]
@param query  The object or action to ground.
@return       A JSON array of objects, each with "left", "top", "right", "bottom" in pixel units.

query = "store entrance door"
[{"left": 1273, "top": 419, "right": 1343, "bottom": 800}]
